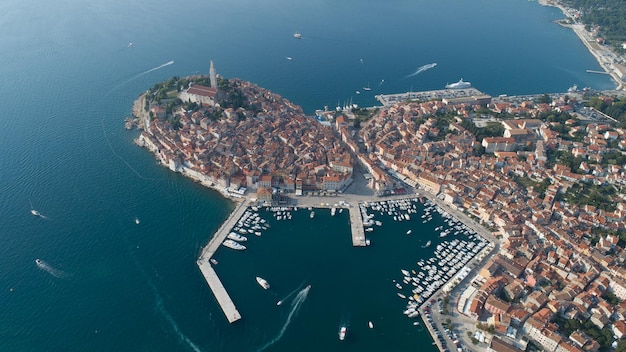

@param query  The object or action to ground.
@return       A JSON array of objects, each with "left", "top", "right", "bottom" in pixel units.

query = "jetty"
[
  {"left": 197, "top": 200, "right": 249, "bottom": 323},
  {"left": 348, "top": 202, "right": 367, "bottom": 246}
]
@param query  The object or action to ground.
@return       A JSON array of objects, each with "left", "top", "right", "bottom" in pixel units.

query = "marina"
[
  {"left": 375, "top": 87, "right": 489, "bottom": 107},
  {"left": 198, "top": 193, "right": 493, "bottom": 352}
]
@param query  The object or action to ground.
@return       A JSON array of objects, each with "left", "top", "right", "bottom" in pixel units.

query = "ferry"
[
  {"left": 339, "top": 326, "right": 347, "bottom": 341},
  {"left": 445, "top": 78, "right": 471, "bottom": 89},
  {"left": 256, "top": 276, "right": 270, "bottom": 289}
]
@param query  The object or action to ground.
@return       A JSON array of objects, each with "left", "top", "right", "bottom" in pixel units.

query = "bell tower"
[{"left": 209, "top": 59, "right": 217, "bottom": 89}]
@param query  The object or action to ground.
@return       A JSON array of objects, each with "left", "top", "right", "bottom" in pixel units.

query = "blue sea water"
[{"left": 0, "top": 0, "right": 615, "bottom": 351}]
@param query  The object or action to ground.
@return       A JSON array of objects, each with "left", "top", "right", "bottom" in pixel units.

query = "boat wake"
[
  {"left": 405, "top": 63, "right": 437, "bottom": 78},
  {"left": 153, "top": 287, "right": 203, "bottom": 352},
  {"left": 107, "top": 60, "right": 175, "bottom": 95},
  {"left": 257, "top": 285, "right": 311, "bottom": 352},
  {"left": 276, "top": 282, "right": 306, "bottom": 306},
  {"left": 100, "top": 118, "right": 160, "bottom": 181},
  {"left": 35, "top": 259, "right": 71, "bottom": 279}
]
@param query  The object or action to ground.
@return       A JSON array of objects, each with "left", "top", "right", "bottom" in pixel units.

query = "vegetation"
[
  {"left": 476, "top": 323, "right": 495, "bottom": 334},
  {"left": 602, "top": 291, "right": 622, "bottom": 305},
  {"left": 534, "top": 94, "right": 553, "bottom": 104},
  {"left": 512, "top": 175, "right": 551, "bottom": 198},
  {"left": 586, "top": 96, "right": 626, "bottom": 126},
  {"left": 562, "top": 0, "right": 626, "bottom": 52},
  {"left": 561, "top": 182, "right": 617, "bottom": 212},
  {"left": 460, "top": 120, "right": 505, "bottom": 141},
  {"left": 553, "top": 315, "right": 615, "bottom": 350}
]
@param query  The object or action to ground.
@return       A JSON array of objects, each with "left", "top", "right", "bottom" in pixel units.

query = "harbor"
[
  {"left": 375, "top": 87, "right": 490, "bottom": 107},
  {"left": 198, "top": 190, "right": 495, "bottom": 352}
]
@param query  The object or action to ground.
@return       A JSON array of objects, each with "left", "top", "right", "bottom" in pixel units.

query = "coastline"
[
  {"left": 538, "top": 0, "right": 625, "bottom": 90},
  {"left": 130, "top": 91, "right": 500, "bottom": 350}
]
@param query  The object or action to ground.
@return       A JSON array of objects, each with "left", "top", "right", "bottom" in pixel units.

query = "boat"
[
  {"left": 286, "top": 56, "right": 293, "bottom": 61},
  {"left": 127, "top": 42, "right": 133, "bottom": 48},
  {"left": 310, "top": 210, "right": 315, "bottom": 219},
  {"left": 339, "top": 326, "right": 347, "bottom": 341},
  {"left": 397, "top": 293, "right": 406, "bottom": 299},
  {"left": 227, "top": 232, "right": 248, "bottom": 242},
  {"left": 35, "top": 258, "right": 42, "bottom": 266},
  {"left": 401, "top": 269, "right": 410, "bottom": 276},
  {"left": 406, "top": 230, "right": 412, "bottom": 235},
  {"left": 362, "top": 83, "right": 371, "bottom": 91},
  {"left": 277, "top": 300, "right": 282, "bottom": 306},
  {"left": 256, "top": 276, "right": 270, "bottom": 289},
  {"left": 30, "top": 209, "right": 41, "bottom": 217},
  {"left": 293, "top": 32, "right": 302, "bottom": 39},
  {"left": 210, "top": 258, "right": 218, "bottom": 265},
  {"left": 568, "top": 84, "right": 578, "bottom": 93},
  {"left": 222, "top": 239, "right": 246, "bottom": 250},
  {"left": 331, "top": 207, "right": 336, "bottom": 216},
  {"left": 135, "top": 217, "right": 140, "bottom": 225},
  {"left": 422, "top": 240, "right": 432, "bottom": 248},
  {"left": 368, "top": 321, "right": 374, "bottom": 329},
  {"left": 445, "top": 78, "right": 471, "bottom": 89}
]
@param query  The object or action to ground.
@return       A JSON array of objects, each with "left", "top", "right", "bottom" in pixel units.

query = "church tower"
[{"left": 209, "top": 59, "right": 217, "bottom": 89}]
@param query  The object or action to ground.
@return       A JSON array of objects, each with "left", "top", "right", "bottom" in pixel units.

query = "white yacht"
[
  {"left": 227, "top": 232, "right": 248, "bottom": 242},
  {"left": 256, "top": 276, "right": 270, "bottom": 289},
  {"left": 223, "top": 240, "right": 246, "bottom": 250}
]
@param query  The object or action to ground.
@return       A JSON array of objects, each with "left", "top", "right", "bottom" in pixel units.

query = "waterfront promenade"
[{"left": 197, "top": 199, "right": 248, "bottom": 323}]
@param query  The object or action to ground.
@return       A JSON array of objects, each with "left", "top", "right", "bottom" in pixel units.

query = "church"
[{"left": 178, "top": 59, "right": 220, "bottom": 106}]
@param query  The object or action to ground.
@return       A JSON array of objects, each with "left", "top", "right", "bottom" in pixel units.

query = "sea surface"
[{"left": 0, "top": 0, "right": 615, "bottom": 351}]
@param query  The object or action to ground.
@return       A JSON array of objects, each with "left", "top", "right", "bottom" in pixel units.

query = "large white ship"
[{"left": 445, "top": 78, "right": 471, "bottom": 89}]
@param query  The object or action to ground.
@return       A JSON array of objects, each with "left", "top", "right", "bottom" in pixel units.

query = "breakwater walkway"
[
  {"left": 197, "top": 200, "right": 249, "bottom": 323},
  {"left": 348, "top": 202, "right": 366, "bottom": 246}
]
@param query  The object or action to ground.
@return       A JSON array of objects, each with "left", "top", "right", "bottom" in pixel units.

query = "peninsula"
[{"left": 131, "top": 58, "right": 626, "bottom": 351}]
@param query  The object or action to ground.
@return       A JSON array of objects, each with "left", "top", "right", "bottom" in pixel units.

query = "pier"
[
  {"left": 197, "top": 200, "right": 249, "bottom": 323},
  {"left": 348, "top": 202, "right": 366, "bottom": 246},
  {"left": 375, "top": 87, "right": 488, "bottom": 107}
]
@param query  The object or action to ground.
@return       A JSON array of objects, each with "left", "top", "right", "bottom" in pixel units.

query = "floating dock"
[{"left": 197, "top": 200, "right": 249, "bottom": 323}]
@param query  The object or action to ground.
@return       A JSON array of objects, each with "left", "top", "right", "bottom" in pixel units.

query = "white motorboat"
[
  {"left": 134, "top": 217, "right": 140, "bottom": 224},
  {"left": 223, "top": 240, "right": 246, "bottom": 250},
  {"left": 31, "top": 209, "right": 41, "bottom": 217},
  {"left": 368, "top": 321, "right": 374, "bottom": 329},
  {"left": 406, "top": 230, "right": 412, "bottom": 235},
  {"left": 227, "top": 232, "right": 248, "bottom": 242},
  {"left": 293, "top": 32, "right": 302, "bottom": 39},
  {"left": 339, "top": 326, "right": 347, "bottom": 341},
  {"left": 256, "top": 276, "right": 270, "bottom": 289}
]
